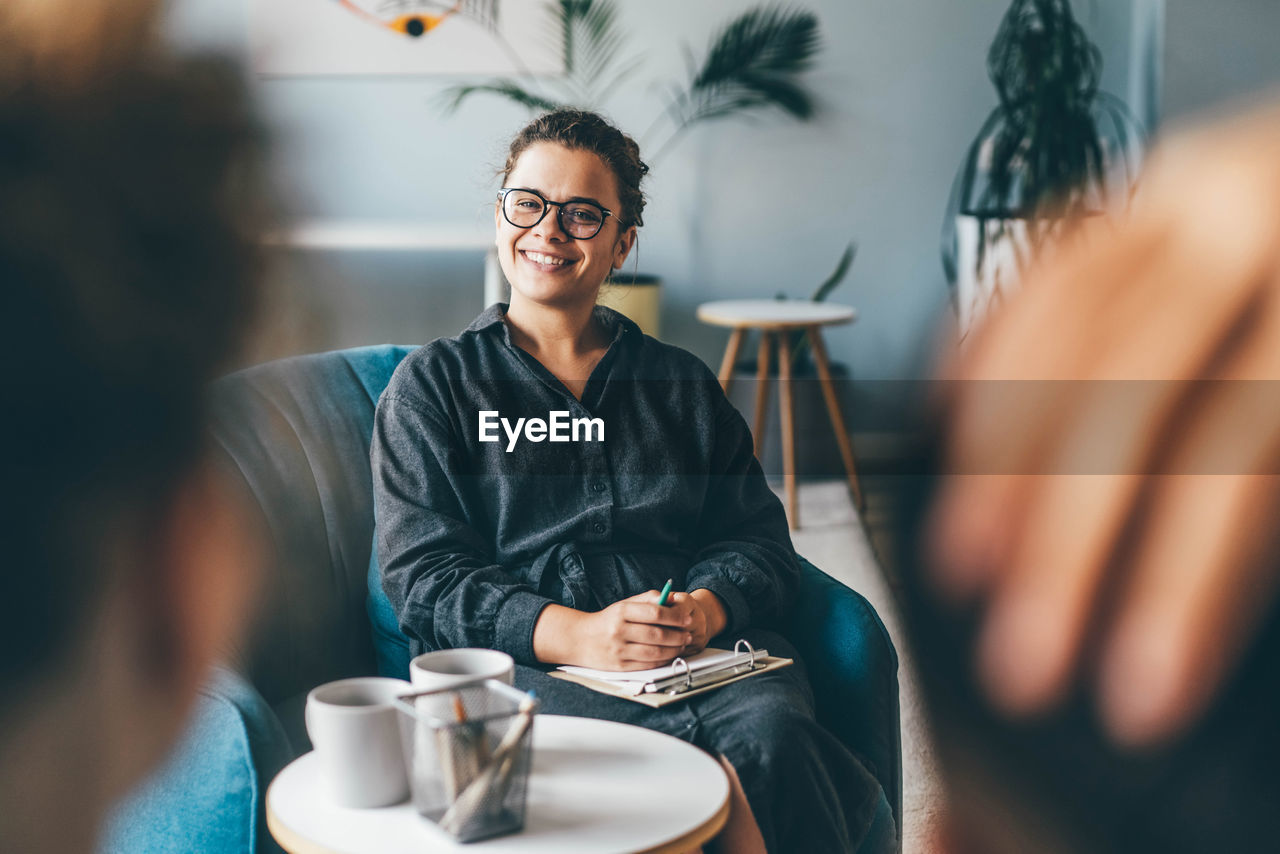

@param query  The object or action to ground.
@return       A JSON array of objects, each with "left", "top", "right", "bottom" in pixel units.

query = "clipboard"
[{"left": 549, "top": 639, "right": 793, "bottom": 708}]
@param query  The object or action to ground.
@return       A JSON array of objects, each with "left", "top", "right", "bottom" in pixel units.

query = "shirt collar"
[
  {"left": 465, "top": 303, "right": 640, "bottom": 347},
  {"left": 464, "top": 303, "right": 508, "bottom": 334}
]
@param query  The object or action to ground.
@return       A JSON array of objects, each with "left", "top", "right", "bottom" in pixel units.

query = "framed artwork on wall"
[{"left": 250, "top": 0, "right": 562, "bottom": 76}]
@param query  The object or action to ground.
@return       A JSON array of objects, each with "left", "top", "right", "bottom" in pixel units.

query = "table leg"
[
  {"left": 718, "top": 327, "right": 745, "bottom": 394},
  {"left": 778, "top": 332, "right": 798, "bottom": 530},
  {"left": 753, "top": 332, "right": 772, "bottom": 460},
  {"left": 808, "top": 326, "right": 865, "bottom": 513}
]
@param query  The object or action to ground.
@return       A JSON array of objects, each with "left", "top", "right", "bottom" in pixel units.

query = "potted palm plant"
[
  {"left": 442, "top": 0, "right": 824, "bottom": 337},
  {"left": 941, "top": 0, "right": 1144, "bottom": 338}
]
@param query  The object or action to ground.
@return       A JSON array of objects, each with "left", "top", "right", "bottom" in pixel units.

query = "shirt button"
[
  {"left": 592, "top": 482, "right": 607, "bottom": 493},
  {"left": 593, "top": 522, "right": 606, "bottom": 534}
]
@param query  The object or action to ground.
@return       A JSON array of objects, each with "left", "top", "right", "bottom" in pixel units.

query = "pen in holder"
[{"left": 394, "top": 679, "right": 537, "bottom": 843}]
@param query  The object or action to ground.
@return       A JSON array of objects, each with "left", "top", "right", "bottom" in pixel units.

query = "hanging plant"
[{"left": 941, "top": 0, "right": 1144, "bottom": 336}]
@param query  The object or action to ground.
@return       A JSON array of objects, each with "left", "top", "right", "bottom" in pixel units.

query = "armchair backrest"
[{"left": 210, "top": 345, "right": 414, "bottom": 705}]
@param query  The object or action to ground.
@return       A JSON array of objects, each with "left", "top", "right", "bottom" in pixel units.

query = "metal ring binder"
[
  {"left": 553, "top": 641, "right": 790, "bottom": 702},
  {"left": 671, "top": 657, "right": 693, "bottom": 691}
]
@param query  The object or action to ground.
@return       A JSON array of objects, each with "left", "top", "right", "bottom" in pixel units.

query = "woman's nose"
[{"left": 533, "top": 205, "right": 569, "bottom": 241}]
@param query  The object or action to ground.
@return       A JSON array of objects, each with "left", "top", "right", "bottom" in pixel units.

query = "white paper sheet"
[{"left": 555, "top": 648, "right": 741, "bottom": 685}]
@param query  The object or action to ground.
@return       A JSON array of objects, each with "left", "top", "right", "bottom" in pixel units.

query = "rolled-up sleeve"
[
  {"left": 372, "top": 389, "right": 553, "bottom": 664},
  {"left": 685, "top": 382, "right": 800, "bottom": 634}
]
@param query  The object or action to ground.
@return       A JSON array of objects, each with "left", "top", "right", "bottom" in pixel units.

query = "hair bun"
[{"left": 502, "top": 108, "right": 648, "bottom": 228}]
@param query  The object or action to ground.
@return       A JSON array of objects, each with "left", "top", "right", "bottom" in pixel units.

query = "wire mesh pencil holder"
[{"left": 394, "top": 679, "right": 537, "bottom": 843}]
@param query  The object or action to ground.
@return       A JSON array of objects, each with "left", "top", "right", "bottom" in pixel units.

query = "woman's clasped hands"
[
  {"left": 534, "top": 586, "right": 728, "bottom": 671},
  {"left": 579, "top": 588, "right": 728, "bottom": 670}
]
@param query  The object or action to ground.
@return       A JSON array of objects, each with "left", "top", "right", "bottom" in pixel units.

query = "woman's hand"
[
  {"left": 928, "top": 99, "right": 1280, "bottom": 747},
  {"left": 667, "top": 590, "right": 728, "bottom": 656},
  {"left": 534, "top": 591, "right": 694, "bottom": 671}
]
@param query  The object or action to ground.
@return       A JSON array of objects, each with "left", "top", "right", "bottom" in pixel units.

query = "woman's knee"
[{"left": 724, "top": 702, "right": 825, "bottom": 773}]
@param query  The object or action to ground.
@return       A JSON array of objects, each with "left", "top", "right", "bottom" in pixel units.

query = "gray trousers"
[{"left": 514, "top": 629, "right": 890, "bottom": 854}]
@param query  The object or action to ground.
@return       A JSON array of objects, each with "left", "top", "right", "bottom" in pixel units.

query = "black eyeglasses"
[{"left": 497, "top": 188, "right": 616, "bottom": 240}]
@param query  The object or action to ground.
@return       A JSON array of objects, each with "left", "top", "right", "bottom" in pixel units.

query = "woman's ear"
[{"left": 613, "top": 226, "right": 637, "bottom": 270}]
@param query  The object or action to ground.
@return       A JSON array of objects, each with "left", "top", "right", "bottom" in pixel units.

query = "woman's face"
[{"left": 496, "top": 142, "right": 635, "bottom": 311}]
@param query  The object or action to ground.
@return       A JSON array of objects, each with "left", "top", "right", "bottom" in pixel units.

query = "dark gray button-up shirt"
[{"left": 372, "top": 304, "right": 799, "bottom": 664}]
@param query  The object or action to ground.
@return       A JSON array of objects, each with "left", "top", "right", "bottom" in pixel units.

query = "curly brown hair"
[{"left": 502, "top": 108, "right": 649, "bottom": 228}]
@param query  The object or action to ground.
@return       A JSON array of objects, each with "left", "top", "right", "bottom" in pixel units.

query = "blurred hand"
[
  {"left": 928, "top": 100, "right": 1280, "bottom": 747},
  {"left": 567, "top": 590, "right": 694, "bottom": 671}
]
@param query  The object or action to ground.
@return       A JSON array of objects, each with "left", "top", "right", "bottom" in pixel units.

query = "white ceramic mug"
[
  {"left": 305, "top": 677, "right": 411, "bottom": 808},
  {"left": 409, "top": 648, "right": 514, "bottom": 691}
]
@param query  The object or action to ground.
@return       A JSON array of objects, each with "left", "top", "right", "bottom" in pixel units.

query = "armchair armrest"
[
  {"left": 787, "top": 555, "right": 902, "bottom": 845},
  {"left": 96, "top": 667, "right": 293, "bottom": 854}
]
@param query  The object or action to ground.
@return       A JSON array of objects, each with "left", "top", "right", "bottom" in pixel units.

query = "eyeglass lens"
[{"left": 502, "top": 190, "right": 606, "bottom": 239}]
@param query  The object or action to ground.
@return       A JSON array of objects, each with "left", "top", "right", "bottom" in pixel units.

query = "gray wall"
[
  {"left": 1164, "top": 0, "right": 1280, "bottom": 122},
  {"left": 176, "top": 2, "right": 1155, "bottom": 426}
]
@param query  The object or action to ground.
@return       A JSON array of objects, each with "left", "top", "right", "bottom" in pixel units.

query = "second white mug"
[{"left": 409, "top": 648, "right": 515, "bottom": 691}]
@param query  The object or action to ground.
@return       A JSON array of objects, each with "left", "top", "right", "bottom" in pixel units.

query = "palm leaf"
[
  {"left": 732, "top": 73, "right": 814, "bottom": 118},
  {"left": 593, "top": 55, "right": 645, "bottom": 100},
  {"left": 556, "top": 0, "right": 586, "bottom": 75},
  {"left": 540, "top": 0, "right": 635, "bottom": 107},
  {"left": 696, "top": 6, "right": 819, "bottom": 83},
  {"left": 574, "top": 0, "right": 627, "bottom": 85},
  {"left": 437, "top": 81, "right": 565, "bottom": 115},
  {"left": 672, "top": 5, "right": 820, "bottom": 133}
]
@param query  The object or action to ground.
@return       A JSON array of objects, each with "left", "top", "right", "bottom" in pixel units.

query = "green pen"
[{"left": 656, "top": 578, "right": 673, "bottom": 606}]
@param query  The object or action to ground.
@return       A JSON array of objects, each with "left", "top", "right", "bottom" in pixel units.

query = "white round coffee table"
[{"left": 267, "top": 715, "right": 730, "bottom": 854}]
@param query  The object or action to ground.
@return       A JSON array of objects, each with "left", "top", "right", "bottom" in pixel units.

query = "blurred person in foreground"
[
  {"left": 0, "top": 19, "right": 266, "bottom": 854},
  {"left": 907, "top": 98, "right": 1280, "bottom": 852}
]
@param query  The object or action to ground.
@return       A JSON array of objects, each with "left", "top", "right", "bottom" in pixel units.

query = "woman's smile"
[{"left": 519, "top": 248, "right": 577, "bottom": 272}]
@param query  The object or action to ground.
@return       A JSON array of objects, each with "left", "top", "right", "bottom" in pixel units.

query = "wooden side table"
[
  {"left": 696, "top": 299, "right": 864, "bottom": 529},
  {"left": 267, "top": 715, "right": 729, "bottom": 854}
]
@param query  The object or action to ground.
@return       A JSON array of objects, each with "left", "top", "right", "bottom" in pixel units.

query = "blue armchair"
[{"left": 99, "top": 345, "right": 901, "bottom": 853}]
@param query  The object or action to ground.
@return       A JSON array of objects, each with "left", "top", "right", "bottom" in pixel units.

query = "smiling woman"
[{"left": 371, "top": 109, "right": 893, "bottom": 853}]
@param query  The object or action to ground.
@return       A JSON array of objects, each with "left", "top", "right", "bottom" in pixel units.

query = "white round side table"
[
  {"left": 696, "top": 299, "right": 864, "bottom": 528},
  {"left": 267, "top": 714, "right": 730, "bottom": 854}
]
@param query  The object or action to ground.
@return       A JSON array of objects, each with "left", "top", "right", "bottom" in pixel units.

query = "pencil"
[{"left": 657, "top": 578, "right": 673, "bottom": 606}]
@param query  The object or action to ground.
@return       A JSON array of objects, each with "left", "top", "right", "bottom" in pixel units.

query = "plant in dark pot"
[
  {"left": 941, "top": 0, "right": 1144, "bottom": 338},
  {"left": 441, "top": 0, "right": 824, "bottom": 337}
]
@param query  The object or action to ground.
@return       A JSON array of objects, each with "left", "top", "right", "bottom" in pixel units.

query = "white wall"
[{"left": 173, "top": 1, "right": 1154, "bottom": 425}]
